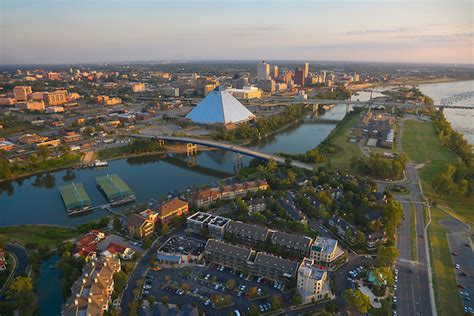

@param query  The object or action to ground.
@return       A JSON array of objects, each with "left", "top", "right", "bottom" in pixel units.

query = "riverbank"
[
  {"left": 0, "top": 225, "right": 78, "bottom": 248},
  {"left": 316, "top": 111, "right": 363, "bottom": 171}
]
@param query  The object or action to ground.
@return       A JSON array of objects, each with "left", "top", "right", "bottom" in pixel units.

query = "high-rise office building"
[
  {"left": 303, "top": 63, "right": 309, "bottom": 79},
  {"left": 322, "top": 70, "right": 327, "bottom": 83},
  {"left": 294, "top": 69, "right": 305, "bottom": 86},
  {"left": 272, "top": 65, "right": 279, "bottom": 78},
  {"left": 257, "top": 61, "right": 270, "bottom": 81},
  {"left": 13, "top": 86, "right": 32, "bottom": 101},
  {"left": 258, "top": 79, "right": 276, "bottom": 92}
]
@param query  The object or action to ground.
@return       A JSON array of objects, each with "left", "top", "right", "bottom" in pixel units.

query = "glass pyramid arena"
[{"left": 185, "top": 86, "right": 256, "bottom": 125}]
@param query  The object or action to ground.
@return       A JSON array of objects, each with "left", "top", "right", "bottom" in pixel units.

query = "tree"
[
  {"left": 182, "top": 282, "right": 190, "bottom": 293},
  {"left": 113, "top": 217, "right": 122, "bottom": 231},
  {"left": 161, "top": 222, "right": 169, "bottom": 235},
  {"left": 226, "top": 278, "right": 236, "bottom": 290},
  {"left": 248, "top": 304, "right": 260, "bottom": 316},
  {"left": 164, "top": 274, "right": 172, "bottom": 283},
  {"left": 0, "top": 157, "right": 12, "bottom": 180},
  {"left": 432, "top": 164, "right": 456, "bottom": 196},
  {"left": 9, "top": 277, "right": 33, "bottom": 294},
  {"left": 270, "top": 294, "right": 283, "bottom": 310},
  {"left": 143, "top": 237, "right": 153, "bottom": 249},
  {"left": 113, "top": 271, "right": 128, "bottom": 294},
  {"left": 372, "top": 266, "right": 394, "bottom": 287},
  {"left": 343, "top": 289, "right": 371, "bottom": 314},
  {"left": 248, "top": 286, "right": 258, "bottom": 298},
  {"left": 376, "top": 244, "right": 399, "bottom": 267},
  {"left": 291, "top": 294, "right": 303, "bottom": 306},
  {"left": 161, "top": 295, "right": 169, "bottom": 306},
  {"left": 36, "top": 146, "right": 50, "bottom": 160}
]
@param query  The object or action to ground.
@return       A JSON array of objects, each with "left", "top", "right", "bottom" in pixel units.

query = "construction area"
[
  {"left": 96, "top": 174, "right": 135, "bottom": 205},
  {"left": 59, "top": 182, "right": 92, "bottom": 215}
]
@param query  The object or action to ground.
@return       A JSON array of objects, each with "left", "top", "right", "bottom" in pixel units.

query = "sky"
[{"left": 0, "top": 0, "right": 472, "bottom": 65}]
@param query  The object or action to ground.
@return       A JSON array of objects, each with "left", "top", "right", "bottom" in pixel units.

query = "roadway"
[
  {"left": 377, "top": 115, "right": 434, "bottom": 316},
  {"left": 131, "top": 134, "right": 315, "bottom": 171},
  {"left": 6, "top": 244, "right": 29, "bottom": 275}
]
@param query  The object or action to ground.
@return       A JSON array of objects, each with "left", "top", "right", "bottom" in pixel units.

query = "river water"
[
  {"left": 0, "top": 103, "right": 350, "bottom": 227},
  {"left": 1, "top": 80, "right": 472, "bottom": 227},
  {"left": 417, "top": 80, "right": 474, "bottom": 145}
]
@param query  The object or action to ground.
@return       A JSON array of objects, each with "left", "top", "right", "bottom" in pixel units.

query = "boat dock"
[
  {"left": 96, "top": 174, "right": 135, "bottom": 205},
  {"left": 59, "top": 182, "right": 92, "bottom": 215}
]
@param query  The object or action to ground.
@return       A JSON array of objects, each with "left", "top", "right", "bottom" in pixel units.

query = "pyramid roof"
[{"left": 186, "top": 86, "right": 255, "bottom": 125}]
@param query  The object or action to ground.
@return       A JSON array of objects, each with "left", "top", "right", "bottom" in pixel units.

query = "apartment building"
[
  {"left": 158, "top": 198, "right": 189, "bottom": 223},
  {"left": 225, "top": 221, "right": 269, "bottom": 246},
  {"left": 309, "top": 237, "right": 340, "bottom": 263},
  {"left": 204, "top": 239, "right": 255, "bottom": 271},
  {"left": 270, "top": 231, "right": 313, "bottom": 258},
  {"left": 190, "top": 179, "right": 269, "bottom": 207},
  {"left": 297, "top": 258, "right": 331, "bottom": 303},
  {"left": 63, "top": 257, "right": 121, "bottom": 316},
  {"left": 186, "top": 212, "right": 230, "bottom": 239},
  {"left": 252, "top": 252, "right": 300, "bottom": 283},
  {"left": 127, "top": 213, "right": 154, "bottom": 239}
]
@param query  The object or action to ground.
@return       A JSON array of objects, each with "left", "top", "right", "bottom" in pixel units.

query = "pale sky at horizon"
[{"left": 1, "top": 0, "right": 473, "bottom": 65}]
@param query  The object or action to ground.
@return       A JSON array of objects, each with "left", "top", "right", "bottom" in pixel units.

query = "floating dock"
[
  {"left": 60, "top": 182, "right": 92, "bottom": 215},
  {"left": 96, "top": 174, "right": 135, "bottom": 205}
]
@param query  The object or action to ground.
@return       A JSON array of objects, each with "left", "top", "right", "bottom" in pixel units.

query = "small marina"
[
  {"left": 96, "top": 173, "right": 136, "bottom": 205},
  {"left": 59, "top": 182, "right": 92, "bottom": 216}
]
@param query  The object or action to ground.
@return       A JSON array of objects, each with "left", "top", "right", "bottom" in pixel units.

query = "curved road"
[{"left": 6, "top": 244, "right": 29, "bottom": 275}]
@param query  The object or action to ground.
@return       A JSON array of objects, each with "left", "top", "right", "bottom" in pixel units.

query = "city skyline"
[{"left": 1, "top": 0, "right": 472, "bottom": 65}]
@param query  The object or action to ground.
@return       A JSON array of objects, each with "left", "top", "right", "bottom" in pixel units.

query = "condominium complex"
[
  {"left": 204, "top": 239, "right": 300, "bottom": 283},
  {"left": 297, "top": 258, "right": 331, "bottom": 303},
  {"left": 158, "top": 198, "right": 189, "bottom": 223},
  {"left": 309, "top": 236, "right": 340, "bottom": 263},
  {"left": 190, "top": 179, "right": 269, "bottom": 208},
  {"left": 63, "top": 257, "right": 121, "bottom": 316},
  {"left": 225, "top": 221, "right": 269, "bottom": 246},
  {"left": 270, "top": 231, "right": 313, "bottom": 258},
  {"left": 186, "top": 212, "right": 231, "bottom": 239}
]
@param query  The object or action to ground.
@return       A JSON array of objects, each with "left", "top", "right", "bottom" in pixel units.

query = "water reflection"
[{"left": 31, "top": 173, "right": 56, "bottom": 189}]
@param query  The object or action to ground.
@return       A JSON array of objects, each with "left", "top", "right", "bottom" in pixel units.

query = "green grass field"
[
  {"left": 401, "top": 120, "right": 474, "bottom": 223},
  {"left": 428, "top": 207, "right": 464, "bottom": 316},
  {"left": 0, "top": 225, "right": 78, "bottom": 248},
  {"left": 319, "top": 113, "right": 363, "bottom": 171}
]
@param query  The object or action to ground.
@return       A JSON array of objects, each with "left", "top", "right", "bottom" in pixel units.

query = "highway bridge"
[
  {"left": 131, "top": 134, "right": 315, "bottom": 171},
  {"left": 258, "top": 97, "right": 474, "bottom": 110}
]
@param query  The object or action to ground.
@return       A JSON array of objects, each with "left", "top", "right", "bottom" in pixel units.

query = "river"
[
  {"left": 2, "top": 80, "right": 472, "bottom": 227},
  {"left": 369, "top": 80, "right": 474, "bottom": 145},
  {"left": 0, "top": 103, "right": 350, "bottom": 227}
]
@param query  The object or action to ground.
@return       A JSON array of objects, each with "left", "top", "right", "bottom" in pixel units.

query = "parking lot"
[
  {"left": 440, "top": 219, "right": 474, "bottom": 314},
  {"left": 159, "top": 235, "right": 205, "bottom": 256},
  {"left": 143, "top": 264, "right": 291, "bottom": 314}
]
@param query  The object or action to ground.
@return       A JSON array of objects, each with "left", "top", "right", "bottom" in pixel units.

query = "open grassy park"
[
  {"left": 0, "top": 225, "right": 78, "bottom": 249},
  {"left": 319, "top": 112, "right": 363, "bottom": 171},
  {"left": 401, "top": 119, "right": 474, "bottom": 223}
]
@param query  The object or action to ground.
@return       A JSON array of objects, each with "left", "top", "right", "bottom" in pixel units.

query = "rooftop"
[
  {"left": 205, "top": 239, "right": 253, "bottom": 261},
  {"left": 311, "top": 236, "right": 338, "bottom": 255}
]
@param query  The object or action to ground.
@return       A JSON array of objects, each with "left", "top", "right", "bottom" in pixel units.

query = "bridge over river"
[{"left": 131, "top": 134, "right": 315, "bottom": 171}]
